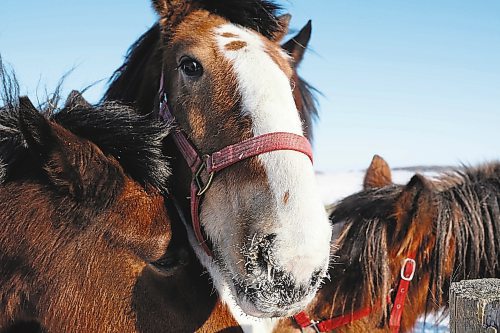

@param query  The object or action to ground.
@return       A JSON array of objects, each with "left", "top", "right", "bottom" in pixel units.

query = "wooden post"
[{"left": 450, "top": 279, "right": 500, "bottom": 333}]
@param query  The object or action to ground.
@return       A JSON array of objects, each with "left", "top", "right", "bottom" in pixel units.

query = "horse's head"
[
  {"left": 287, "top": 157, "right": 500, "bottom": 331},
  {"left": 146, "top": 0, "right": 331, "bottom": 317},
  {"left": 316, "top": 156, "right": 437, "bottom": 330},
  {"left": 11, "top": 95, "right": 173, "bottom": 263}
]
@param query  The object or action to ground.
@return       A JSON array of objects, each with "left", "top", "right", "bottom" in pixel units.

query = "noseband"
[{"left": 158, "top": 75, "right": 313, "bottom": 257}]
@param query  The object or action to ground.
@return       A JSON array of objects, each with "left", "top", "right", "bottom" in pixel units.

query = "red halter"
[
  {"left": 293, "top": 251, "right": 416, "bottom": 333},
  {"left": 158, "top": 76, "right": 313, "bottom": 257}
]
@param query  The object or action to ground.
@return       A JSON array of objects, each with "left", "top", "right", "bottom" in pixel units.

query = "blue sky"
[{"left": 1, "top": 1, "right": 499, "bottom": 171}]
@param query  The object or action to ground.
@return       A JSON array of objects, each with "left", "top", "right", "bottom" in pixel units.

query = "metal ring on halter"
[
  {"left": 400, "top": 258, "right": 416, "bottom": 281},
  {"left": 307, "top": 320, "right": 321, "bottom": 333},
  {"left": 195, "top": 157, "right": 215, "bottom": 196},
  {"left": 299, "top": 320, "right": 321, "bottom": 333}
]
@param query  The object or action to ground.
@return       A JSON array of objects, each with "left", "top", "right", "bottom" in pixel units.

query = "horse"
[
  {"left": 105, "top": 0, "right": 332, "bottom": 321},
  {"left": 0, "top": 76, "right": 241, "bottom": 332},
  {"left": 277, "top": 155, "right": 500, "bottom": 332}
]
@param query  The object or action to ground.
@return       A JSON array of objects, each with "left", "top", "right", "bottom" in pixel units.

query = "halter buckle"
[
  {"left": 308, "top": 321, "right": 321, "bottom": 333},
  {"left": 299, "top": 320, "right": 321, "bottom": 333},
  {"left": 195, "top": 157, "right": 215, "bottom": 196},
  {"left": 400, "top": 258, "right": 416, "bottom": 281}
]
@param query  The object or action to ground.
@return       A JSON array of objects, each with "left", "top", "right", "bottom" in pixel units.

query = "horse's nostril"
[
  {"left": 244, "top": 233, "right": 277, "bottom": 275},
  {"left": 258, "top": 234, "right": 277, "bottom": 265}
]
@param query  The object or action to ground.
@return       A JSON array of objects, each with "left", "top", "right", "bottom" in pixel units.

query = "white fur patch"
[
  {"left": 215, "top": 24, "right": 331, "bottom": 284},
  {"left": 185, "top": 219, "right": 278, "bottom": 333}
]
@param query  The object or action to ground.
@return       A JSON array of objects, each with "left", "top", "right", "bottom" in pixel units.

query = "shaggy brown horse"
[
  {"left": 277, "top": 155, "right": 500, "bottom": 332},
  {"left": 0, "top": 80, "right": 241, "bottom": 332},
  {"left": 105, "top": 0, "right": 331, "bottom": 322}
]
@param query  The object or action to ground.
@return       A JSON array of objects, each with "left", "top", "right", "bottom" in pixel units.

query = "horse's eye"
[{"left": 179, "top": 58, "right": 203, "bottom": 78}]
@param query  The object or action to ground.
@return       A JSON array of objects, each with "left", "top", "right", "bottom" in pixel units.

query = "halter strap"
[
  {"left": 293, "top": 251, "right": 417, "bottom": 332},
  {"left": 158, "top": 76, "right": 313, "bottom": 257},
  {"left": 389, "top": 250, "right": 417, "bottom": 332}
]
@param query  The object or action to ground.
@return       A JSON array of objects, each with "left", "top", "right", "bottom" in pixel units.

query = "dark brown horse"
[
  {"left": 105, "top": 0, "right": 331, "bottom": 321},
  {"left": 0, "top": 75, "right": 241, "bottom": 332},
  {"left": 277, "top": 155, "right": 500, "bottom": 332}
]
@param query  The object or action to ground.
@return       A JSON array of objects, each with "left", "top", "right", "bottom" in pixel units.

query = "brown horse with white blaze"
[{"left": 106, "top": 0, "right": 331, "bottom": 319}]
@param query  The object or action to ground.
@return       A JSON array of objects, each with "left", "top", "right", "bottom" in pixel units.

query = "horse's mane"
[
  {"left": 431, "top": 164, "right": 500, "bottom": 285},
  {"left": 329, "top": 185, "right": 402, "bottom": 316},
  {"left": 329, "top": 163, "right": 500, "bottom": 318},
  {"left": 104, "top": 21, "right": 318, "bottom": 135},
  {"left": 0, "top": 62, "right": 171, "bottom": 193},
  {"left": 296, "top": 77, "right": 319, "bottom": 140},
  {"left": 104, "top": 24, "right": 162, "bottom": 113}
]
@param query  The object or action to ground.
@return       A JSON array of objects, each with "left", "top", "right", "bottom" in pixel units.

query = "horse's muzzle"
[{"left": 230, "top": 233, "right": 325, "bottom": 317}]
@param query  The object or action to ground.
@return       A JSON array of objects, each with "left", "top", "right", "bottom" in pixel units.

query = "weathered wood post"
[{"left": 450, "top": 279, "right": 500, "bottom": 333}]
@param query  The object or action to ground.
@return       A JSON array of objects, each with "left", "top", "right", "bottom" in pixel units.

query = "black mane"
[
  {"left": 104, "top": 24, "right": 162, "bottom": 114},
  {"left": 195, "top": 0, "right": 282, "bottom": 39},
  {"left": 0, "top": 64, "right": 171, "bottom": 193}
]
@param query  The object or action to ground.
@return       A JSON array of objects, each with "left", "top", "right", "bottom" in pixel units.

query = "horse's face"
[{"left": 157, "top": 4, "right": 331, "bottom": 317}]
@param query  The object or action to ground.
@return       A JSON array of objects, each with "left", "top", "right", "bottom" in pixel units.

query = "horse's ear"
[
  {"left": 65, "top": 90, "right": 92, "bottom": 109},
  {"left": 18, "top": 96, "right": 52, "bottom": 156},
  {"left": 42, "top": 125, "right": 122, "bottom": 201},
  {"left": 395, "top": 174, "right": 431, "bottom": 218},
  {"left": 282, "top": 20, "right": 312, "bottom": 67},
  {"left": 392, "top": 174, "right": 433, "bottom": 252},
  {"left": 363, "top": 154, "right": 393, "bottom": 190},
  {"left": 152, "top": 0, "right": 192, "bottom": 22},
  {"left": 19, "top": 97, "right": 121, "bottom": 200},
  {"left": 271, "top": 14, "right": 292, "bottom": 42}
]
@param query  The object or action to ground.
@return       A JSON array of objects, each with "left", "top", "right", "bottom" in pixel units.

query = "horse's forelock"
[
  {"left": 194, "top": 0, "right": 282, "bottom": 40},
  {"left": 153, "top": 0, "right": 283, "bottom": 40}
]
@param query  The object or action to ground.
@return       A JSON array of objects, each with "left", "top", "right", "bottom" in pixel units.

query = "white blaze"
[{"left": 214, "top": 24, "right": 331, "bottom": 284}]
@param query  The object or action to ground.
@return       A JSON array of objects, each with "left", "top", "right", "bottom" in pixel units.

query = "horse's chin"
[
  {"left": 233, "top": 290, "right": 313, "bottom": 318},
  {"left": 221, "top": 259, "right": 323, "bottom": 318},
  {"left": 187, "top": 229, "right": 323, "bottom": 318}
]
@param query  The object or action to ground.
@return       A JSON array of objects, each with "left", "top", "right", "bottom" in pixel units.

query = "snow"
[{"left": 316, "top": 169, "right": 450, "bottom": 332}]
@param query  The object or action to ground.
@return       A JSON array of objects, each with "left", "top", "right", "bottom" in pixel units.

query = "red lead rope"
[
  {"left": 158, "top": 81, "right": 314, "bottom": 257},
  {"left": 293, "top": 251, "right": 417, "bottom": 332}
]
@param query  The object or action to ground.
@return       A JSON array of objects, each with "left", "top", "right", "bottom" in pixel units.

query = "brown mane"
[{"left": 281, "top": 159, "right": 500, "bottom": 332}]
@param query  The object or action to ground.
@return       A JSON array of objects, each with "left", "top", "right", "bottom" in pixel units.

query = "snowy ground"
[{"left": 316, "top": 169, "right": 450, "bottom": 332}]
